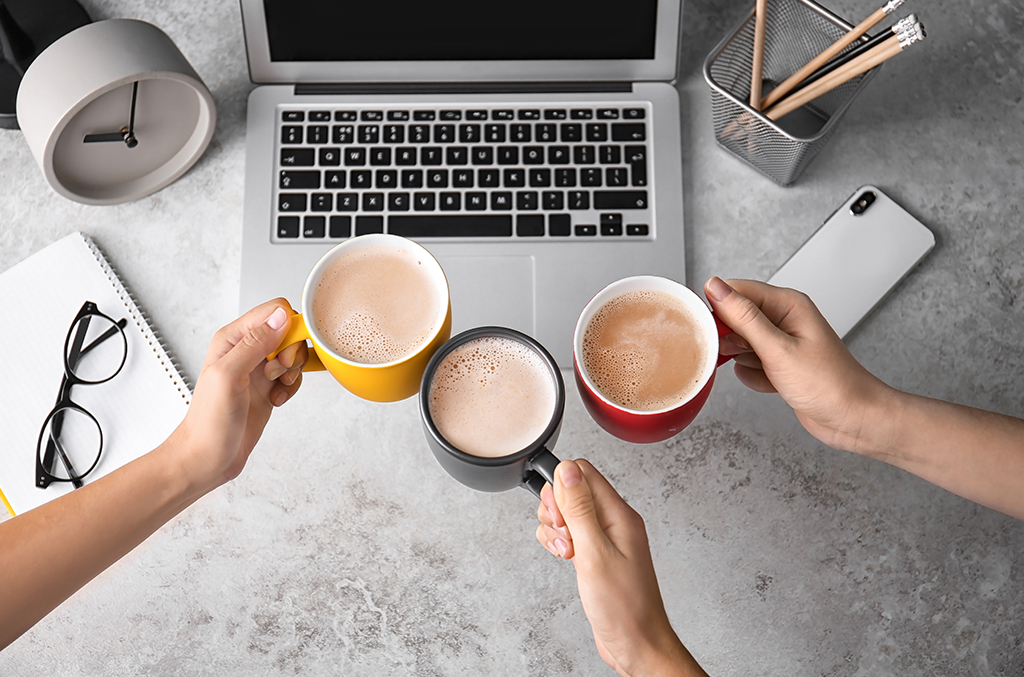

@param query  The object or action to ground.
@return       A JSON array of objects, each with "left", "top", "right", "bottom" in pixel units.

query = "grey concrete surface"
[{"left": 1, "top": 0, "right": 1022, "bottom": 675}]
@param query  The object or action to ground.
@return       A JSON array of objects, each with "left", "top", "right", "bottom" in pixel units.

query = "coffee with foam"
[
  {"left": 428, "top": 336, "right": 556, "bottom": 458},
  {"left": 312, "top": 245, "right": 445, "bottom": 364},
  {"left": 581, "top": 289, "right": 709, "bottom": 411}
]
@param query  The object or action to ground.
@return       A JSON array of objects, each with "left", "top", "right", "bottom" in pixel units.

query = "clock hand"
[{"left": 82, "top": 81, "right": 139, "bottom": 147}]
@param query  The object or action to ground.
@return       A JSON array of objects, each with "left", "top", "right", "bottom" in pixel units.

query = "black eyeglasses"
[{"left": 36, "top": 301, "right": 128, "bottom": 489}]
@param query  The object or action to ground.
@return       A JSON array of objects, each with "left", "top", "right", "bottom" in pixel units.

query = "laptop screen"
[{"left": 263, "top": 0, "right": 658, "bottom": 62}]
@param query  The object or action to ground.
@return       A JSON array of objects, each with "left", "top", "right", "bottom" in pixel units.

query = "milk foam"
[
  {"left": 312, "top": 246, "right": 444, "bottom": 364},
  {"left": 582, "top": 290, "right": 708, "bottom": 411},
  {"left": 429, "top": 336, "right": 555, "bottom": 458}
]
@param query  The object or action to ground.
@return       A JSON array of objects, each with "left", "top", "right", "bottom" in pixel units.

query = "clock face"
[{"left": 50, "top": 79, "right": 202, "bottom": 202}]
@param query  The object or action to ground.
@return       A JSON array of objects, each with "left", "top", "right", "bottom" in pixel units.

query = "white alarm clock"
[{"left": 16, "top": 19, "right": 216, "bottom": 205}]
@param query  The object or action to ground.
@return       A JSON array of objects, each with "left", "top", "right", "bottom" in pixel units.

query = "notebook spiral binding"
[{"left": 79, "top": 233, "right": 194, "bottom": 404}]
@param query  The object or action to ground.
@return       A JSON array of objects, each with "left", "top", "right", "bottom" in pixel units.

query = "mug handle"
[
  {"left": 520, "top": 448, "right": 560, "bottom": 499},
  {"left": 266, "top": 312, "right": 326, "bottom": 372},
  {"left": 713, "top": 312, "right": 736, "bottom": 367}
]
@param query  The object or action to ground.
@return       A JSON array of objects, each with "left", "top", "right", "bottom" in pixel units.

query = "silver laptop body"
[{"left": 239, "top": 0, "right": 685, "bottom": 367}]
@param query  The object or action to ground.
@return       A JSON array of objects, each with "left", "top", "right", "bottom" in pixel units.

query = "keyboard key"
[
  {"left": 529, "top": 168, "right": 551, "bottom": 187},
  {"left": 387, "top": 110, "right": 410, "bottom": 121},
  {"left": 517, "top": 215, "right": 545, "bottom": 236},
  {"left": 281, "top": 126, "right": 303, "bottom": 144},
  {"left": 536, "top": 124, "right": 557, "bottom": 142},
  {"left": 361, "top": 111, "right": 384, "bottom": 121},
  {"left": 434, "top": 125, "right": 455, "bottom": 143},
  {"left": 459, "top": 124, "right": 481, "bottom": 143},
  {"left": 413, "top": 110, "right": 436, "bottom": 121},
  {"left": 344, "top": 148, "right": 366, "bottom": 166},
  {"left": 280, "top": 171, "right": 319, "bottom": 189},
  {"left": 396, "top": 147, "right": 417, "bottom": 165},
  {"left": 516, "top": 191, "right": 539, "bottom": 210},
  {"left": 311, "top": 193, "right": 333, "bottom": 211},
  {"left": 568, "top": 191, "right": 590, "bottom": 209},
  {"left": 304, "top": 216, "right": 326, "bottom": 237},
  {"left": 581, "top": 168, "right": 602, "bottom": 186},
  {"left": 390, "top": 215, "right": 513, "bottom": 237},
  {"left": 375, "top": 170, "right": 397, "bottom": 188},
  {"left": 549, "top": 214, "right": 571, "bottom": 236},
  {"left": 307, "top": 126, "right": 328, "bottom": 144},
  {"left": 594, "top": 190, "right": 648, "bottom": 210},
  {"left": 544, "top": 109, "right": 568, "bottom": 120},
  {"left": 388, "top": 192, "right": 410, "bottom": 211},
  {"left": 560, "top": 123, "right": 582, "bottom": 142},
  {"left": 549, "top": 146, "right": 570, "bottom": 164},
  {"left": 626, "top": 224, "right": 649, "bottom": 236},
  {"left": 471, "top": 147, "right": 494, "bottom": 165},
  {"left": 575, "top": 224, "right": 597, "bottom": 236},
  {"left": 497, "top": 147, "right": 519, "bottom": 165},
  {"left": 350, "top": 170, "right": 372, "bottom": 189},
  {"left": 410, "top": 125, "right": 430, "bottom": 143},
  {"left": 625, "top": 146, "right": 647, "bottom": 186},
  {"left": 586, "top": 123, "right": 608, "bottom": 142},
  {"left": 356, "top": 215, "right": 384, "bottom": 234},
  {"left": 325, "top": 170, "right": 346, "bottom": 188},
  {"left": 453, "top": 170, "right": 474, "bottom": 187},
  {"left": 335, "top": 111, "right": 357, "bottom": 121},
  {"left": 446, "top": 147, "right": 468, "bottom": 165},
  {"left": 362, "top": 193, "right": 384, "bottom": 211},
  {"left": 414, "top": 192, "right": 436, "bottom": 211},
  {"left": 624, "top": 108, "right": 646, "bottom": 119},
  {"left": 492, "top": 109, "right": 514, "bottom": 120},
  {"left": 440, "top": 192, "right": 461, "bottom": 211},
  {"left": 570, "top": 109, "right": 594, "bottom": 119},
  {"left": 491, "top": 192, "right": 512, "bottom": 210},
  {"left": 601, "top": 222, "right": 623, "bottom": 237},
  {"left": 329, "top": 215, "right": 352, "bottom": 238},
  {"left": 606, "top": 167, "right": 628, "bottom": 186},
  {"left": 572, "top": 146, "right": 594, "bottom": 164},
  {"left": 467, "top": 110, "right": 488, "bottom": 120},
  {"left": 318, "top": 148, "right": 341, "bottom": 166},
  {"left": 370, "top": 148, "right": 391, "bottom": 166},
  {"left": 277, "top": 216, "right": 300, "bottom": 238},
  {"left": 281, "top": 148, "right": 315, "bottom": 166},
  {"left": 427, "top": 169, "right": 449, "bottom": 188},
  {"left": 597, "top": 109, "right": 619, "bottom": 119},
  {"left": 466, "top": 192, "right": 487, "bottom": 210},
  {"left": 278, "top": 193, "right": 307, "bottom": 211},
  {"left": 543, "top": 191, "right": 564, "bottom": 210},
  {"left": 599, "top": 145, "right": 621, "bottom": 164},
  {"left": 511, "top": 124, "right": 531, "bottom": 142},
  {"left": 503, "top": 169, "right": 525, "bottom": 187},
  {"left": 384, "top": 125, "right": 405, "bottom": 143},
  {"left": 421, "top": 148, "right": 443, "bottom": 165},
  {"left": 485, "top": 124, "right": 506, "bottom": 143},
  {"left": 478, "top": 169, "right": 499, "bottom": 187},
  {"left": 612, "top": 123, "right": 646, "bottom": 141},
  {"left": 282, "top": 111, "right": 304, "bottom": 122},
  {"left": 309, "top": 111, "right": 331, "bottom": 122},
  {"left": 402, "top": 169, "right": 424, "bottom": 188},
  {"left": 440, "top": 110, "right": 462, "bottom": 120},
  {"left": 337, "top": 193, "right": 358, "bottom": 211},
  {"left": 601, "top": 213, "right": 623, "bottom": 227},
  {"left": 523, "top": 147, "right": 544, "bottom": 164},
  {"left": 333, "top": 125, "right": 354, "bottom": 144},
  {"left": 518, "top": 109, "right": 540, "bottom": 120},
  {"left": 358, "top": 125, "right": 380, "bottom": 144},
  {"left": 555, "top": 168, "right": 577, "bottom": 187}
]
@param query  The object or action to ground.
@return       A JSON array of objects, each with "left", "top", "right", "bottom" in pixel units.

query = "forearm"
[
  {"left": 0, "top": 436, "right": 203, "bottom": 649},
  {"left": 861, "top": 391, "right": 1024, "bottom": 520}
]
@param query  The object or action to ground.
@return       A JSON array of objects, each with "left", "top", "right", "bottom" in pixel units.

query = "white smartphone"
[{"left": 767, "top": 185, "right": 935, "bottom": 339}]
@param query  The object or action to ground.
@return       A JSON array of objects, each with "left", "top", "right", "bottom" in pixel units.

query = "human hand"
[
  {"left": 169, "top": 299, "right": 307, "bottom": 494},
  {"left": 537, "top": 460, "right": 707, "bottom": 677},
  {"left": 704, "top": 277, "right": 897, "bottom": 455}
]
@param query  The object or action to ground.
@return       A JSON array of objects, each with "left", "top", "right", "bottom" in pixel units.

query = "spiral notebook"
[{"left": 0, "top": 232, "right": 191, "bottom": 516}]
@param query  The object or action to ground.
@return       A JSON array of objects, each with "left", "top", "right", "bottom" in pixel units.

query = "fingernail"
[
  {"left": 559, "top": 461, "right": 581, "bottom": 488},
  {"left": 266, "top": 362, "right": 288, "bottom": 381},
  {"left": 273, "top": 390, "right": 290, "bottom": 406},
  {"left": 266, "top": 307, "right": 288, "bottom": 331},
  {"left": 554, "top": 538, "right": 569, "bottom": 557},
  {"left": 545, "top": 540, "right": 559, "bottom": 557},
  {"left": 722, "top": 333, "right": 750, "bottom": 351},
  {"left": 554, "top": 525, "right": 569, "bottom": 540},
  {"left": 281, "top": 370, "right": 298, "bottom": 386},
  {"left": 706, "top": 276, "right": 734, "bottom": 302}
]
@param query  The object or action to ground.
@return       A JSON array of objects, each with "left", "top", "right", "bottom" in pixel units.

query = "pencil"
[
  {"left": 795, "top": 14, "right": 917, "bottom": 94},
  {"left": 764, "top": 22, "right": 925, "bottom": 121},
  {"left": 750, "top": 0, "right": 769, "bottom": 110},
  {"left": 759, "top": 0, "right": 905, "bottom": 110}
]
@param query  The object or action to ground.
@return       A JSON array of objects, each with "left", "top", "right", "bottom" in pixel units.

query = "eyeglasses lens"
[
  {"left": 40, "top": 406, "right": 102, "bottom": 481},
  {"left": 66, "top": 313, "right": 127, "bottom": 383}
]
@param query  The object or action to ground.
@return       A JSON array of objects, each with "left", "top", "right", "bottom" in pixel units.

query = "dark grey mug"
[{"left": 418, "top": 327, "right": 565, "bottom": 498}]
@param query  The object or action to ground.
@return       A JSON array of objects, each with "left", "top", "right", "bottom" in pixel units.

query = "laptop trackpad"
[{"left": 438, "top": 255, "right": 535, "bottom": 337}]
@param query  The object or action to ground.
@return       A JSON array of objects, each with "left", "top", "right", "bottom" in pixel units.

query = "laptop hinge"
[{"left": 294, "top": 82, "right": 633, "bottom": 96}]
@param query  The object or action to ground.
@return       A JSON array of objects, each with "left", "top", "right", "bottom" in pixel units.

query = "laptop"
[{"left": 238, "top": 0, "right": 685, "bottom": 367}]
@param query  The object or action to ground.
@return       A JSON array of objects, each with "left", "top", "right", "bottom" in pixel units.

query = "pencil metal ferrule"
[
  {"left": 897, "top": 22, "right": 926, "bottom": 48},
  {"left": 892, "top": 14, "right": 917, "bottom": 34},
  {"left": 883, "top": 0, "right": 905, "bottom": 14}
]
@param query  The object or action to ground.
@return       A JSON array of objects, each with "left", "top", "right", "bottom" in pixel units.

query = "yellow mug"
[{"left": 268, "top": 234, "right": 452, "bottom": 402}]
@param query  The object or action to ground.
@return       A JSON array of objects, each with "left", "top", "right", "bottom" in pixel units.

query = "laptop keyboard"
[{"left": 273, "top": 104, "right": 653, "bottom": 242}]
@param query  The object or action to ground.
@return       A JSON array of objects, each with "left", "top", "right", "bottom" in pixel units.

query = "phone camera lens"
[{"left": 851, "top": 190, "right": 876, "bottom": 216}]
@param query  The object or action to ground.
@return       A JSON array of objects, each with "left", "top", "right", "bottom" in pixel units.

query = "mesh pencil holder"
[{"left": 703, "top": 0, "right": 880, "bottom": 185}]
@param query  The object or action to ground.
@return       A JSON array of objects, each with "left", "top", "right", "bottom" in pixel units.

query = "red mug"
[{"left": 573, "top": 275, "right": 733, "bottom": 444}]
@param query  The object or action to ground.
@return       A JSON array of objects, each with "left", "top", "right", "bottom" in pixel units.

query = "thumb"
[
  {"left": 553, "top": 460, "right": 610, "bottom": 554},
  {"left": 220, "top": 306, "right": 291, "bottom": 378},
  {"left": 704, "top": 276, "right": 787, "bottom": 354}
]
